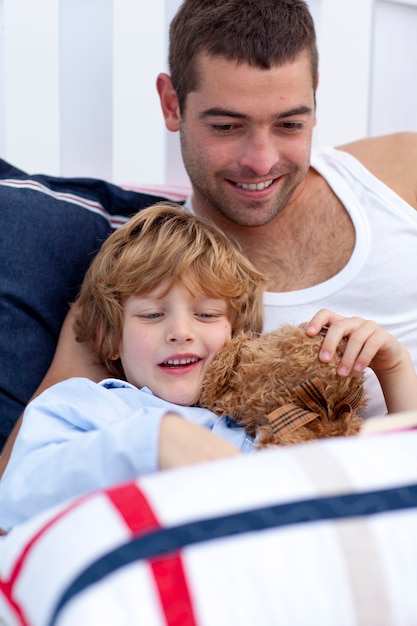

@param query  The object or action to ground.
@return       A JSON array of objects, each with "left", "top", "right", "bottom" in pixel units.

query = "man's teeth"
[
  {"left": 165, "top": 357, "right": 199, "bottom": 366},
  {"left": 236, "top": 180, "right": 274, "bottom": 191}
]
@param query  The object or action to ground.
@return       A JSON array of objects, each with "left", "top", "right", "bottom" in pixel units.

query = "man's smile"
[{"left": 235, "top": 179, "right": 275, "bottom": 191}]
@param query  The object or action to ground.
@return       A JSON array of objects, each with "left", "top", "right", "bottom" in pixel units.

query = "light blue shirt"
[{"left": 0, "top": 378, "right": 254, "bottom": 531}]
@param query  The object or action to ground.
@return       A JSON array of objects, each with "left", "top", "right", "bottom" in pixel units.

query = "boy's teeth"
[
  {"left": 236, "top": 180, "right": 273, "bottom": 191},
  {"left": 166, "top": 357, "right": 198, "bottom": 366}
]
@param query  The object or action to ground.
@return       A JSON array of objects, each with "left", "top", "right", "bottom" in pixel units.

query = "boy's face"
[{"left": 114, "top": 280, "right": 232, "bottom": 406}]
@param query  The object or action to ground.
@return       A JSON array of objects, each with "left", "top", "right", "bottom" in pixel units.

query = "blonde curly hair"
[{"left": 75, "top": 202, "right": 266, "bottom": 378}]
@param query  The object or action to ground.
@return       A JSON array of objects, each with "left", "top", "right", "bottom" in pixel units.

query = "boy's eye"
[{"left": 197, "top": 312, "right": 223, "bottom": 320}]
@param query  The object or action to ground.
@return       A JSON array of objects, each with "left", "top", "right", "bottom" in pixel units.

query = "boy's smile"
[
  {"left": 159, "top": 354, "right": 202, "bottom": 370},
  {"left": 115, "top": 281, "right": 232, "bottom": 406}
]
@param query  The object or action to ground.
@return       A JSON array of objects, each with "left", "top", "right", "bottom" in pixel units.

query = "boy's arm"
[
  {"left": 0, "top": 303, "right": 109, "bottom": 479},
  {"left": 372, "top": 346, "right": 417, "bottom": 415},
  {"left": 0, "top": 304, "right": 239, "bottom": 482},
  {"left": 305, "top": 309, "right": 417, "bottom": 415},
  {"left": 0, "top": 386, "right": 239, "bottom": 531},
  {"left": 159, "top": 413, "right": 239, "bottom": 470}
]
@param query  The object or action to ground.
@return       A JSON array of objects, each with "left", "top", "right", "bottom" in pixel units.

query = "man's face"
[{"left": 179, "top": 51, "right": 316, "bottom": 228}]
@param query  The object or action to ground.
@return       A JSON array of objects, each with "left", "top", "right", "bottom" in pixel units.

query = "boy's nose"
[{"left": 166, "top": 318, "right": 194, "bottom": 343}]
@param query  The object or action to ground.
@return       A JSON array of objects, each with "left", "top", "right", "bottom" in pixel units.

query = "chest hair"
[{"left": 243, "top": 176, "right": 356, "bottom": 292}]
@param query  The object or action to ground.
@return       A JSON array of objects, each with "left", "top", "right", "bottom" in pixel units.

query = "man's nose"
[{"left": 238, "top": 130, "right": 279, "bottom": 176}]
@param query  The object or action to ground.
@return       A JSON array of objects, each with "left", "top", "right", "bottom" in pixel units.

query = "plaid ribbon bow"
[{"left": 267, "top": 376, "right": 364, "bottom": 438}]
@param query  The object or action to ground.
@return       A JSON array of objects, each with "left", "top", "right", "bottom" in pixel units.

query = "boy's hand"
[
  {"left": 158, "top": 413, "right": 240, "bottom": 470},
  {"left": 302, "top": 309, "right": 417, "bottom": 414},
  {"left": 303, "top": 309, "right": 406, "bottom": 377}
]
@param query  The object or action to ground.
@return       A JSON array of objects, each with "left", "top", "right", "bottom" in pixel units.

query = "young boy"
[{"left": 0, "top": 203, "right": 416, "bottom": 532}]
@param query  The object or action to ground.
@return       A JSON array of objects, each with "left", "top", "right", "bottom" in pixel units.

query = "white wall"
[
  {"left": 0, "top": 0, "right": 416, "bottom": 186},
  {"left": 370, "top": 0, "right": 417, "bottom": 136}
]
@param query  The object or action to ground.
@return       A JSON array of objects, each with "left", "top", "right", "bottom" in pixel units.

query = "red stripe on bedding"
[
  {"left": 0, "top": 582, "right": 28, "bottom": 626},
  {"left": 106, "top": 482, "right": 197, "bottom": 625},
  {"left": 106, "top": 482, "right": 160, "bottom": 533},
  {"left": 152, "top": 557, "right": 197, "bottom": 626},
  {"left": 0, "top": 496, "right": 90, "bottom": 625},
  {"left": 0, "top": 481, "right": 197, "bottom": 624}
]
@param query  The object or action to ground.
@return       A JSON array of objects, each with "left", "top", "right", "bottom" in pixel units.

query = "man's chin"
[{"left": 214, "top": 204, "right": 283, "bottom": 228}]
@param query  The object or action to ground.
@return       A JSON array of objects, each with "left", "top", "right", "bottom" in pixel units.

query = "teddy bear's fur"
[{"left": 199, "top": 325, "right": 367, "bottom": 447}]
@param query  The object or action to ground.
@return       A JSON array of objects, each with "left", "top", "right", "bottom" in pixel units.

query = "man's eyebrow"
[
  {"left": 200, "top": 106, "right": 313, "bottom": 120},
  {"left": 200, "top": 108, "right": 247, "bottom": 120},
  {"left": 278, "top": 106, "right": 313, "bottom": 118}
]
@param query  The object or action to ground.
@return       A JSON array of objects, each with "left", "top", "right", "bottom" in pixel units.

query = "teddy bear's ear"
[{"left": 199, "top": 333, "right": 252, "bottom": 412}]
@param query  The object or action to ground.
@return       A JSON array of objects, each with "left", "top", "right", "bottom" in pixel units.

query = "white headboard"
[{"left": 0, "top": 0, "right": 416, "bottom": 186}]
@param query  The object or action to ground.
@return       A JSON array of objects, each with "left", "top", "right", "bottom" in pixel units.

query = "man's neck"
[{"left": 189, "top": 168, "right": 354, "bottom": 292}]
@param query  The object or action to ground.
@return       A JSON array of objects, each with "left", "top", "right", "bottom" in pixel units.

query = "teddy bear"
[{"left": 199, "top": 325, "right": 367, "bottom": 447}]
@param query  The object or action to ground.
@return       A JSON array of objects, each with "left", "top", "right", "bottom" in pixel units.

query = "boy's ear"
[{"left": 156, "top": 73, "right": 181, "bottom": 132}]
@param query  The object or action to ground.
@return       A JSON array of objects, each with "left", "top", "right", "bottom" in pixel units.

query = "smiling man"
[
  {"left": 159, "top": 50, "right": 315, "bottom": 229},
  {"left": 154, "top": 0, "right": 417, "bottom": 421}
]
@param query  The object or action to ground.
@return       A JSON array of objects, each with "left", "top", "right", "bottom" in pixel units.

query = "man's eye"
[
  {"left": 279, "top": 122, "right": 303, "bottom": 132},
  {"left": 211, "top": 124, "right": 238, "bottom": 133}
]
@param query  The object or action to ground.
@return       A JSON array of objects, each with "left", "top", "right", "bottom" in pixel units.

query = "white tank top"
[
  {"left": 185, "top": 147, "right": 417, "bottom": 419},
  {"left": 263, "top": 146, "right": 417, "bottom": 418}
]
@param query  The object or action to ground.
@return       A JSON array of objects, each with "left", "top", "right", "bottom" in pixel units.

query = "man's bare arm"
[
  {"left": 338, "top": 132, "right": 417, "bottom": 210},
  {"left": 40, "top": 301, "right": 111, "bottom": 388},
  {"left": 0, "top": 420, "right": 20, "bottom": 478}
]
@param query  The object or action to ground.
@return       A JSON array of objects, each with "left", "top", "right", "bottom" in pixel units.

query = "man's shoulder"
[
  {"left": 336, "top": 132, "right": 417, "bottom": 162},
  {"left": 335, "top": 132, "right": 417, "bottom": 208}
]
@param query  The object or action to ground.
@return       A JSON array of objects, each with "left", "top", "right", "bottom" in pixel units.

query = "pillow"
[
  {"left": 0, "top": 430, "right": 416, "bottom": 625},
  {"left": 0, "top": 158, "right": 188, "bottom": 447}
]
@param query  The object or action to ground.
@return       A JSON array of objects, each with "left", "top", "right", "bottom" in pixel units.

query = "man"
[
  {"left": 1, "top": 0, "right": 417, "bottom": 474},
  {"left": 157, "top": 0, "right": 417, "bottom": 419}
]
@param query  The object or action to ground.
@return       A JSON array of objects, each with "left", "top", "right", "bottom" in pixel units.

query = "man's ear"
[
  {"left": 156, "top": 73, "right": 181, "bottom": 132},
  {"left": 313, "top": 71, "right": 319, "bottom": 126}
]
